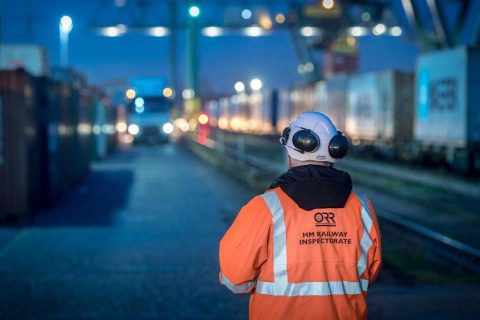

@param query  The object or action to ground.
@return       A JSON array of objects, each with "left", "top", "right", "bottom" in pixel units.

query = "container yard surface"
[{"left": 1, "top": 144, "right": 479, "bottom": 319}]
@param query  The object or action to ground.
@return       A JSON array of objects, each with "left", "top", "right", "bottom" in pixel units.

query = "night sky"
[{"left": 1, "top": 0, "right": 426, "bottom": 95}]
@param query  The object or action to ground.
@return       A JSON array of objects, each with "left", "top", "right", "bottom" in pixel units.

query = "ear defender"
[
  {"left": 292, "top": 128, "right": 319, "bottom": 153},
  {"left": 280, "top": 127, "right": 290, "bottom": 145},
  {"left": 328, "top": 131, "right": 348, "bottom": 159}
]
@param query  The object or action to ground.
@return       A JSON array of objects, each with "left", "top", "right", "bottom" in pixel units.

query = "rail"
[{"left": 187, "top": 133, "right": 480, "bottom": 273}]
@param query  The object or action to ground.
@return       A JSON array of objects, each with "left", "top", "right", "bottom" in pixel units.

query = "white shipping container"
[
  {"left": 314, "top": 75, "right": 348, "bottom": 131},
  {"left": 0, "top": 44, "right": 49, "bottom": 77},
  {"left": 415, "top": 46, "right": 475, "bottom": 148},
  {"left": 346, "top": 72, "right": 382, "bottom": 141}
]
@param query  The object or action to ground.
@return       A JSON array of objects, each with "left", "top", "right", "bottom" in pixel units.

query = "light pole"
[{"left": 59, "top": 15, "right": 73, "bottom": 67}]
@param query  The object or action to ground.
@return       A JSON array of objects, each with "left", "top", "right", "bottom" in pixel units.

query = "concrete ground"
[{"left": 0, "top": 144, "right": 479, "bottom": 319}]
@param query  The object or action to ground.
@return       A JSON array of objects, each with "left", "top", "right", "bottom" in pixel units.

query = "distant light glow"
[
  {"left": 390, "top": 26, "right": 403, "bottom": 37},
  {"left": 297, "top": 64, "right": 305, "bottom": 74},
  {"left": 373, "top": 23, "right": 386, "bottom": 36},
  {"left": 174, "top": 118, "right": 189, "bottom": 132},
  {"left": 114, "top": 0, "right": 126, "bottom": 7},
  {"left": 182, "top": 89, "right": 195, "bottom": 99},
  {"left": 275, "top": 13, "right": 286, "bottom": 24},
  {"left": 234, "top": 81, "right": 245, "bottom": 93},
  {"left": 99, "top": 25, "right": 127, "bottom": 37},
  {"left": 304, "top": 62, "right": 314, "bottom": 73},
  {"left": 134, "top": 97, "right": 144, "bottom": 107},
  {"left": 244, "top": 26, "right": 264, "bottom": 37},
  {"left": 189, "top": 6, "right": 200, "bottom": 17},
  {"left": 361, "top": 12, "right": 371, "bottom": 22},
  {"left": 128, "top": 124, "right": 140, "bottom": 135},
  {"left": 125, "top": 89, "right": 136, "bottom": 99},
  {"left": 60, "top": 16, "right": 73, "bottom": 33},
  {"left": 147, "top": 27, "right": 169, "bottom": 37},
  {"left": 300, "top": 26, "right": 321, "bottom": 37},
  {"left": 202, "top": 26, "right": 223, "bottom": 37},
  {"left": 259, "top": 15, "right": 273, "bottom": 29},
  {"left": 250, "top": 78, "right": 263, "bottom": 91},
  {"left": 116, "top": 122, "right": 128, "bottom": 133},
  {"left": 163, "top": 87, "right": 174, "bottom": 98},
  {"left": 162, "top": 122, "right": 174, "bottom": 134},
  {"left": 135, "top": 105, "right": 145, "bottom": 114},
  {"left": 241, "top": 9, "right": 252, "bottom": 20},
  {"left": 349, "top": 26, "right": 368, "bottom": 37},
  {"left": 198, "top": 113, "right": 209, "bottom": 125},
  {"left": 322, "top": 0, "right": 334, "bottom": 9}
]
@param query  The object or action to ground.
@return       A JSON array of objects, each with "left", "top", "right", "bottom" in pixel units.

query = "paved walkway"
[
  {"left": 0, "top": 145, "right": 252, "bottom": 319},
  {"left": 0, "top": 144, "right": 479, "bottom": 319}
]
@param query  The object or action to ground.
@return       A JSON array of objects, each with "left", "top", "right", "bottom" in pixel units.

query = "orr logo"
[{"left": 314, "top": 212, "right": 336, "bottom": 227}]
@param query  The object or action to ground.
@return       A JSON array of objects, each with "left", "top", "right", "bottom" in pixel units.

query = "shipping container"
[
  {"left": 0, "top": 44, "right": 50, "bottom": 77},
  {"left": 277, "top": 90, "right": 293, "bottom": 133},
  {"left": 346, "top": 70, "right": 414, "bottom": 147},
  {"left": 0, "top": 70, "right": 42, "bottom": 219},
  {"left": 415, "top": 46, "right": 480, "bottom": 171},
  {"left": 325, "top": 74, "right": 349, "bottom": 131}
]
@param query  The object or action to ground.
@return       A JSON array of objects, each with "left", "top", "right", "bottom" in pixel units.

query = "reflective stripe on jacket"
[{"left": 219, "top": 188, "right": 382, "bottom": 320}]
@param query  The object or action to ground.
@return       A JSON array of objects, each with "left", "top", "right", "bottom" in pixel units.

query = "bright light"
[
  {"left": 134, "top": 97, "right": 144, "bottom": 107},
  {"left": 163, "top": 87, "right": 174, "bottom": 98},
  {"left": 100, "top": 26, "right": 126, "bottom": 37},
  {"left": 241, "top": 9, "right": 252, "bottom": 20},
  {"left": 162, "top": 122, "right": 174, "bottom": 134},
  {"left": 250, "top": 78, "right": 263, "bottom": 91},
  {"left": 390, "top": 26, "right": 403, "bottom": 37},
  {"left": 125, "top": 89, "right": 136, "bottom": 99},
  {"left": 135, "top": 105, "right": 145, "bottom": 114},
  {"left": 373, "top": 23, "right": 386, "bottom": 36},
  {"left": 275, "top": 13, "right": 286, "bottom": 24},
  {"left": 297, "top": 64, "right": 306, "bottom": 74},
  {"left": 60, "top": 16, "right": 73, "bottom": 33},
  {"left": 116, "top": 122, "right": 128, "bottom": 133},
  {"left": 182, "top": 89, "right": 195, "bottom": 99},
  {"left": 322, "top": 0, "right": 335, "bottom": 10},
  {"left": 259, "top": 15, "right": 273, "bottom": 29},
  {"left": 244, "top": 26, "right": 264, "bottom": 37},
  {"left": 300, "top": 26, "right": 321, "bottom": 37},
  {"left": 198, "top": 113, "right": 209, "bottom": 125},
  {"left": 202, "top": 26, "right": 223, "bottom": 37},
  {"left": 174, "top": 118, "right": 190, "bottom": 132},
  {"left": 128, "top": 124, "right": 140, "bottom": 135},
  {"left": 189, "top": 6, "right": 200, "bottom": 17},
  {"left": 349, "top": 26, "right": 368, "bottom": 37},
  {"left": 234, "top": 81, "right": 245, "bottom": 93},
  {"left": 147, "top": 27, "right": 169, "bottom": 37},
  {"left": 304, "top": 62, "right": 314, "bottom": 73}
]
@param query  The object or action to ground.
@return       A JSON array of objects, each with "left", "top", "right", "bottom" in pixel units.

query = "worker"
[{"left": 219, "top": 112, "right": 382, "bottom": 320}]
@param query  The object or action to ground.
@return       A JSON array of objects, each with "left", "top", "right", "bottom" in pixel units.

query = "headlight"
[
  {"left": 162, "top": 122, "right": 174, "bottom": 134},
  {"left": 128, "top": 124, "right": 140, "bottom": 135}
]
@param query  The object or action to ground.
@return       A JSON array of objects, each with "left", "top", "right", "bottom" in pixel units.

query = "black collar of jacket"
[{"left": 269, "top": 164, "right": 352, "bottom": 210}]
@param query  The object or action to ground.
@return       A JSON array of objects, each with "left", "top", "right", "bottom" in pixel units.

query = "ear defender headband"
[{"left": 281, "top": 126, "right": 348, "bottom": 159}]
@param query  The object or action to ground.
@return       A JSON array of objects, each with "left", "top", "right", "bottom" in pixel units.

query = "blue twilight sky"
[{"left": 0, "top": 0, "right": 453, "bottom": 95}]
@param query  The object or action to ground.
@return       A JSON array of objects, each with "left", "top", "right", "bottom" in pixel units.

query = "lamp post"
[{"left": 59, "top": 16, "right": 73, "bottom": 67}]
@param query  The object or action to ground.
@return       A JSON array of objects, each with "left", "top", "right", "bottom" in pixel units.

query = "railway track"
[{"left": 187, "top": 134, "right": 480, "bottom": 275}]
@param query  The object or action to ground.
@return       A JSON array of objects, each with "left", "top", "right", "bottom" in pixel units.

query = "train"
[
  {"left": 0, "top": 68, "right": 119, "bottom": 220},
  {"left": 204, "top": 46, "right": 480, "bottom": 173}
]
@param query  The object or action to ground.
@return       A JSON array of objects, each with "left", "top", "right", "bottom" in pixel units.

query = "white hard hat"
[{"left": 280, "top": 112, "right": 348, "bottom": 163}]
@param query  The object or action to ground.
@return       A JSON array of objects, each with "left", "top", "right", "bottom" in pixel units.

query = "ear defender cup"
[
  {"left": 328, "top": 132, "right": 348, "bottom": 158},
  {"left": 292, "top": 129, "right": 319, "bottom": 153},
  {"left": 280, "top": 127, "right": 290, "bottom": 145}
]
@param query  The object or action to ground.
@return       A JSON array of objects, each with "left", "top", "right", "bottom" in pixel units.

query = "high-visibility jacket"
[{"left": 219, "top": 187, "right": 381, "bottom": 320}]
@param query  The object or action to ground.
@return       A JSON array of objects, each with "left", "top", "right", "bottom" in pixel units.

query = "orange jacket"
[{"left": 219, "top": 187, "right": 381, "bottom": 320}]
